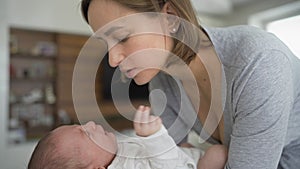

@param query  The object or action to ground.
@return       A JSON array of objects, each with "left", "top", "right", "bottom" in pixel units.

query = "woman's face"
[{"left": 87, "top": 0, "right": 174, "bottom": 85}]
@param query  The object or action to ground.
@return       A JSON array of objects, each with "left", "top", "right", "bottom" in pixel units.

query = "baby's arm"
[
  {"left": 134, "top": 105, "right": 162, "bottom": 137},
  {"left": 133, "top": 106, "right": 199, "bottom": 169},
  {"left": 197, "top": 144, "right": 228, "bottom": 169}
]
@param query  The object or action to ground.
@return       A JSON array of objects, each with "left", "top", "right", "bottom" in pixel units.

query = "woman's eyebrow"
[
  {"left": 93, "top": 35, "right": 105, "bottom": 41},
  {"left": 104, "top": 26, "right": 124, "bottom": 36}
]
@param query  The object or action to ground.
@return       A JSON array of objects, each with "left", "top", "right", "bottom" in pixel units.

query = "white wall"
[
  {"left": 197, "top": 0, "right": 297, "bottom": 27},
  {"left": 248, "top": 1, "right": 300, "bottom": 28},
  {"left": 0, "top": 0, "right": 91, "bottom": 168},
  {"left": 8, "top": 0, "right": 91, "bottom": 34},
  {"left": 0, "top": 0, "right": 9, "bottom": 167}
]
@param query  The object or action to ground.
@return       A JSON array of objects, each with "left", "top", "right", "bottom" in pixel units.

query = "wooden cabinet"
[
  {"left": 8, "top": 28, "right": 149, "bottom": 144},
  {"left": 56, "top": 33, "right": 90, "bottom": 124},
  {"left": 9, "top": 28, "right": 58, "bottom": 143}
]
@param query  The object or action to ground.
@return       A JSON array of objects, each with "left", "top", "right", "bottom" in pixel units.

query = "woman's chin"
[
  {"left": 133, "top": 74, "right": 151, "bottom": 85},
  {"left": 133, "top": 78, "right": 148, "bottom": 85},
  {"left": 133, "top": 69, "right": 160, "bottom": 85}
]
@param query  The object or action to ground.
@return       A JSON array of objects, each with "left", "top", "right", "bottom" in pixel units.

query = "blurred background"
[{"left": 0, "top": 0, "right": 299, "bottom": 168}]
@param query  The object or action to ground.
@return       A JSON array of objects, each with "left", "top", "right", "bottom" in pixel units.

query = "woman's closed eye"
[
  {"left": 113, "top": 30, "right": 130, "bottom": 43},
  {"left": 104, "top": 35, "right": 129, "bottom": 47},
  {"left": 119, "top": 36, "right": 129, "bottom": 43},
  {"left": 114, "top": 33, "right": 130, "bottom": 43}
]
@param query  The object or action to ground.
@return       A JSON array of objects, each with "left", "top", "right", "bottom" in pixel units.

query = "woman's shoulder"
[
  {"left": 205, "top": 25, "right": 292, "bottom": 67},
  {"left": 206, "top": 25, "right": 272, "bottom": 40},
  {"left": 209, "top": 25, "right": 290, "bottom": 52}
]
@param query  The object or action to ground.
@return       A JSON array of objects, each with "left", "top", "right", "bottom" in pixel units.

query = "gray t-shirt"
[{"left": 149, "top": 25, "right": 300, "bottom": 169}]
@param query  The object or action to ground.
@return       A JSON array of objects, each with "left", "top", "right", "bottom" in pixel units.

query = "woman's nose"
[{"left": 108, "top": 47, "right": 125, "bottom": 67}]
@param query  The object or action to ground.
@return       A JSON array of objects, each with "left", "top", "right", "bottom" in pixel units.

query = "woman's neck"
[{"left": 187, "top": 29, "right": 225, "bottom": 143}]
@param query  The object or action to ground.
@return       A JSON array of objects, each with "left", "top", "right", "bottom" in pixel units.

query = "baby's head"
[{"left": 28, "top": 121, "right": 117, "bottom": 169}]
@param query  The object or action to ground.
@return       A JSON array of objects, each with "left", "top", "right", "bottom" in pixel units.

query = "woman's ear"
[
  {"left": 161, "top": 1, "right": 178, "bottom": 15},
  {"left": 161, "top": 2, "right": 180, "bottom": 34}
]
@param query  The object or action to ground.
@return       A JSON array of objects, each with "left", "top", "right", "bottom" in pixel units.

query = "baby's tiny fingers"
[
  {"left": 134, "top": 106, "right": 144, "bottom": 123},
  {"left": 140, "top": 109, "right": 150, "bottom": 123}
]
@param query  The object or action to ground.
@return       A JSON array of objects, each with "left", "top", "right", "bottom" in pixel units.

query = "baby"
[{"left": 28, "top": 106, "right": 227, "bottom": 169}]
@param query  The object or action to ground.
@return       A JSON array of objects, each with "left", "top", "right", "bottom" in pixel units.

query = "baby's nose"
[{"left": 84, "top": 121, "right": 96, "bottom": 130}]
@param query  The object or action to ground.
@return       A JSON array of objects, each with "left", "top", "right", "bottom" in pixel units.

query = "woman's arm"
[
  {"left": 226, "top": 50, "right": 293, "bottom": 169},
  {"left": 198, "top": 145, "right": 228, "bottom": 169}
]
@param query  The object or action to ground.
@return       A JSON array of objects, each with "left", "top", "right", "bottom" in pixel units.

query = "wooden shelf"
[
  {"left": 11, "top": 53, "right": 56, "bottom": 60},
  {"left": 10, "top": 102, "right": 56, "bottom": 106},
  {"left": 10, "top": 77, "right": 55, "bottom": 82},
  {"left": 8, "top": 27, "right": 149, "bottom": 144},
  {"left": 8, "top": 28, "right": 58, "bottom": 144}
]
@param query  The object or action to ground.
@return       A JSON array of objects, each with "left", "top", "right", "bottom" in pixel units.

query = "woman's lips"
[{"left": 125, "top": 68, "right": 137, "bottom": 78}]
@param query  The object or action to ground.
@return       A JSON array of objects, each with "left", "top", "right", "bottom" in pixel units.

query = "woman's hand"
[{"left": 134, "top": 105, "right": 162, "bottom": 137}]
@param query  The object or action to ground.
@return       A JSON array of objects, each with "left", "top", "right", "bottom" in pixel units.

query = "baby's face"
[
  {"left": 51, "top": 121, "right": 117, "bottom": 167},
  {"left": 81, "top": 121, "right": 117, "bottom": 154}
]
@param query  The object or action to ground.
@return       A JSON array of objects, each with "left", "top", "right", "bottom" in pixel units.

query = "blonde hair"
[{"left": 81, "top": 0, "right": 202, "bottom": 64}]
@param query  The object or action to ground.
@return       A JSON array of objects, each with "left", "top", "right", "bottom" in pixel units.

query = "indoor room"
[{"left": 0, "top": 0, "right": 299, "bottom": 168}]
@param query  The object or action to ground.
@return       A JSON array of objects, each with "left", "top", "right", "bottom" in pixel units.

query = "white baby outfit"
[{"left": 108, "top": 126, "right": 204, "bottom": 169}]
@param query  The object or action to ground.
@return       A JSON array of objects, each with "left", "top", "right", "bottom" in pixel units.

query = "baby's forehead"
[
  {"left": 53, "top": 125, "right": 75, "bottom": 133},
  {"left": 50, "top": 125, "right": 87, "bottom": 151},
  {"left": 51, "top": 125, "right": 84, "bottom": 142},
  {"left": 49, "top": 126, "right": 87, "bottom": 160}
]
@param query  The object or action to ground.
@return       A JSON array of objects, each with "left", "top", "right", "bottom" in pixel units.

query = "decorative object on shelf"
[
  {"left": 30, "top": 62, "right": 47, "bottom": 78},
  {"left": 58, "top": 109, "right": 71, "bottom": 125},
  {"left": 7, "top": 127, "right": 26, "bottom": 144},
  {"left": 9, "top": 117, "right": 19, "bottom": 129},
  {"left": 31, "top": 41, "right": 57, "bottom": 57},
  {"left": 27, "top": 104, "right": 53, "bottom": 128},
  {"left": 9, "top": 106, "right": 27, "bottom": 144},
  {"left": 23, "top": 68, "right": 30, "bottom": 78},
  {"left": 11, "top": 57, "right": 54, "bottom": 80},
  {"left": 21, "top": 88, "right": 44, "bottom": 104},
  {"left": 45, "top": 84, "right": 56, "bottom": 104}
]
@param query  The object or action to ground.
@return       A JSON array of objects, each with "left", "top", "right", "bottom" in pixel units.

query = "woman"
[{"left": 80, "top": 0, "right": 300, "bottom": 168}]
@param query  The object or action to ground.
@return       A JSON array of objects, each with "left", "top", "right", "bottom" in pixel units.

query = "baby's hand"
[{"left": 134, "top": 105, "right": 162, "bottom": 137}]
